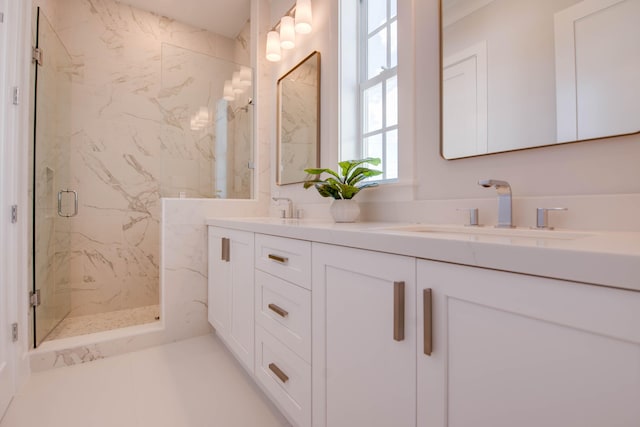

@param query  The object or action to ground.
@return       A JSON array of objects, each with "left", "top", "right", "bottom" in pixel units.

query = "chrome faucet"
[
  {"left": 478, "top": 179, "right": 514, "bottom": 228},
  {"left": 272, "top": 197, "right": 293, "bottom": 218}
]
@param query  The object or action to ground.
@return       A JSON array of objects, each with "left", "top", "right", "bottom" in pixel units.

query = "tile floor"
[
  {"left": 45, "top": 305, "right": 161, "bottom": 341},
  {"left": 1, "top": 334, "right": 291, "bottom": 427}
]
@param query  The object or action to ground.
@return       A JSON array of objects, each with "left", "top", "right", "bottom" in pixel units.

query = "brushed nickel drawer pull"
[
  {"left": 393, "top": 281, "right": 405, "bottom": 342},
  {"left": 221, "top": 237, "right": 230, "bottom": 262},
  {"left": 423, "top": 288, "right": 433, "bottom": 356},
  {"left": 268, "top": 254, "right": 289, "bottom": 264},
  {"left": 268, "top": 363, "right": 289, "bottom": 383},
  {"left": 268, "top": 303, "right": 289, "bottom": 318}
]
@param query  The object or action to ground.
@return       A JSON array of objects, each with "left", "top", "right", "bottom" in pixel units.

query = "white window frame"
[{"left": 358, "top": 0, "right": 398, "bottom": 182}]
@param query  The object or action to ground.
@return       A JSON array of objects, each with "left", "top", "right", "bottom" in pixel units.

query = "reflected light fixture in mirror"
[
  {"left": 232, "top": 71, "right": 243, "bottom": 94},
  {"left": 221, "top": 65, "right": 253, "bottom": 103},
  {"left": 223, "top": 80, "right": 234, "bottom": 101},
  {"left": 266, "top": 0, "right": 313, "bottom": 62},
  {"left": 239, "top": 66, "right": 252, "bottom": 87}
]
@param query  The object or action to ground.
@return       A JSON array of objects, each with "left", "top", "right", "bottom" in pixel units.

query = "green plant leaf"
[
  {"left": 302, "top": 157, "right": 382, "bottom": 199},
  {"left": 304, "top": 168, "right": 341, "bottom": 181},
  {"left": 342, "top": 157, "right": 382, "bottom": 182},
  {"left": 346, "top": 167, "right": 384, "bottom": 186},
  {"left": 338, "top": 160, "right": 352, "bottom": 179},
  {"left": 303, "top": 179, "right": 323, "bottom": 189},
  {"left": 315, "top": 182, "right": 341, "bottom": 198},
  {"left": 336, "top": 183, "right": 360, "bottom": 199}
]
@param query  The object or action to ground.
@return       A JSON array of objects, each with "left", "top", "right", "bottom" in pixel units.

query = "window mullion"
[
  {"left": 356, "top": 0, "right": 398, "bottom": 182},
  {"left": 381, "top": 77, "right": 387, "bottom": 179}
]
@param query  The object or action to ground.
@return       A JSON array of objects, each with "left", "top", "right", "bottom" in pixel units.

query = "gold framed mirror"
[{"left": 277, "top": 51, "right": 321, "bottom": 185}]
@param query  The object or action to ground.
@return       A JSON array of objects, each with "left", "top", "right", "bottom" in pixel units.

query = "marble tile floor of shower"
[
  {"left": 45, "top": 305, "right": 161, "bottom": 341},
  {"left": 1, "top": 334, "right": 291, "bottom": 427}
]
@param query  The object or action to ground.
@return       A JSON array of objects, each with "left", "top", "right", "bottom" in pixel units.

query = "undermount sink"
[{"left": 378, "top": 224, "right": 592, "bottom": 241}]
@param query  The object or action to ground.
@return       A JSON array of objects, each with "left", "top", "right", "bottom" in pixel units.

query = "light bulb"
[
  {"left": 266, "top": 30, "right": 282, "bottom": 62},
  {"left": 198, "top": 106, "right": 209, "bottom": 120},
  {"left": 295, "top": 0, "right": 312, "bottom": 34},
  {"left": 232, "top": 71, "right": 244, "bottom": 94},
  {"left": 223, "top": 80, "right": 235, "bottom": 101},
  {"left": 280, "top": 16, "right": 296, "bottom": 50},
  {"left": 239, "top": 67, "right": 252, "bottom": 88},
  {"left": 239, "top": 66, "right": 252, "bottom": 87}
]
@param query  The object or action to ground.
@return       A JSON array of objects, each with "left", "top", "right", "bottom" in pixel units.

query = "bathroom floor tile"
[{"left": 0, "top": 335, "right": 290, "bottom": 427}]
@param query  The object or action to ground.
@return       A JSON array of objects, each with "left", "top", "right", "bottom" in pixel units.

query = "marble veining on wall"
[{"left": 34, "top": 0, "right": 252, "bottom": 325}]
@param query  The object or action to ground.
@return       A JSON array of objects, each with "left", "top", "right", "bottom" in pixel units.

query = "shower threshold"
[{"left": 45, "top": 305, "right": 160, "bottom": 342}]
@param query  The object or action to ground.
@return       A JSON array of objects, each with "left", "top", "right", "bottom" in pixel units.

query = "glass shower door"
[{"left": 32, "top": 8, "right": 73, "bottom": 346}]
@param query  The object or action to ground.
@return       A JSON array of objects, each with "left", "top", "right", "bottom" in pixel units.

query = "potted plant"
[{"left": 303, "top": 157, "right": 382, "bottom": 222}]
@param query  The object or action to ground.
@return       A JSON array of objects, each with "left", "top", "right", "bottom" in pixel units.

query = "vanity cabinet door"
[
  {"left": 312, "top": 243, "right": 416, "bottom": 427},
  {"left": 207, "top": 226, "right": 255, "bottom": 374},
  {"left": 417, "top": 259, "right": 640, "bottom": 427}
]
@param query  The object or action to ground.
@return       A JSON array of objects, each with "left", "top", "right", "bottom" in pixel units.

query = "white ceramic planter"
[{"left": 330, "top": 199, "right": 360, "bottom": 223}]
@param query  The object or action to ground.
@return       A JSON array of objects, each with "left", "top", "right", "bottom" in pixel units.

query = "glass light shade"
[
  {"left": 295, "top": 0, "right": 312, "bottom": 34},
  {"left": 239, "top": 66, "right": 252, "bottom": 87},
  {"left": 223, "top": 80, "right": 235, "bottom": 101},
  {"left": 231, "top": 71, "right": 243, "bottom": 94},
  {"left": 280, "top": 16, "right": 296, "bottom": 50},
  {"left": 196, "top": 107, "right": 209, "bottom": 125},
  {"left": 266, "top": 30, "right": 282, "bottom": 62}
]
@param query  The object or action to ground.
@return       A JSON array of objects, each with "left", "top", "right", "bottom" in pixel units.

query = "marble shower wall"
[{"left": 36, "top": 0, "right": 252, "bottom": 318}]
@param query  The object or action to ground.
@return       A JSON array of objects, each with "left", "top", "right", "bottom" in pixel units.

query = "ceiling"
[{"left": 117, "top": 0, "right": 251, "bottom": 39}]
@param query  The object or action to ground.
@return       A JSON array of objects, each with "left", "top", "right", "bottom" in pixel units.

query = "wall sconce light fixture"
[
  {"left": 295, "top": 0, "right": 312, "bottom": 34},
  {"left": 266, "top": 0, "right": 313, "bottom": 62}
]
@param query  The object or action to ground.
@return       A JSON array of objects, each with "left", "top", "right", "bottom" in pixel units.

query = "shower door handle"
[{"left": 58, "top": 189, "right": 78, "bottom": 218}]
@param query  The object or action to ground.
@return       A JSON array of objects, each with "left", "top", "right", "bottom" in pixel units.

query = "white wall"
[
  {"left": 266, "top": 0, "right": 640, "bottom": 231},
  {"left": 2, "top": 0, "right": 34, "bottom": 394}
]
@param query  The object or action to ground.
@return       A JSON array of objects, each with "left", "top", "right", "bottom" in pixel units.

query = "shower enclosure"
[{"left": 31, "top": 0, "right": 254, "bottom": 347}]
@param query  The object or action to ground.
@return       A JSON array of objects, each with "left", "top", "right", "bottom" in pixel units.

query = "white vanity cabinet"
[
  {"left": 254, "top": 234, "right": 312, "bottom": 427},
  {"left": 207, "top": 227, "right": 255, "bottom": 374},
  {"left": 205, "top": 219, "right": 640, "bottom": 427},
  {"left": 417, "top": 259, "right": 640, "bottom": 427},
  {"left": 311, "top": 243, "right": 417, "bottom": 427}
]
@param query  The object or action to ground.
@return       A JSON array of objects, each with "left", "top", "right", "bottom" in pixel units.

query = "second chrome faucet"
[{"left": 478, "top": 179, "right": 514, "bottom": 228}]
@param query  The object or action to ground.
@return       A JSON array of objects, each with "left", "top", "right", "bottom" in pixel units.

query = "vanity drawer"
[
  {"left": 255, "top": 234, "right": 311, "bottom": 289},
  {"left": 255, "top": 270, "right": 311, "bottom": 362},
  {"left": 255, "top": 325, "right": 311, "bottom": 427}
]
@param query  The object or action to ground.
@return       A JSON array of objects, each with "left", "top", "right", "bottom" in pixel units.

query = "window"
[{"left": 360, "top": 0, "right": 398, "bottom": 180}]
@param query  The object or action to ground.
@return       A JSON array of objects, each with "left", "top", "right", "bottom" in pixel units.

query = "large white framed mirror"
[
  {"left": 440, "top": 0, "right": 640, "bottom": 159},
  {"left": 277, "top": 51, "right": 321, "bottom": 185}
]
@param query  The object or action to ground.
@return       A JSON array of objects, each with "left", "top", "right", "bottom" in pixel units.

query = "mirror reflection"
[
  {"left": 441, "top": 0, "right": 640, "bottom": 159},
  {"left": 277, "top": 51, "right": 320, "bottom": 185}
]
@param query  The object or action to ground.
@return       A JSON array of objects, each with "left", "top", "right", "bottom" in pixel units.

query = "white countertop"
[{"left": 205, "top": 217, "right": 640, "bottom": 292}]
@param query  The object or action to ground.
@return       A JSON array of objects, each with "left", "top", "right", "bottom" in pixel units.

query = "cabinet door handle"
[
  {"left": 393, "top": 281, "right": 405, "bottom": 341},
  {"left": 423, "top": 288, "right": 433, "bottom": 356},
  {"left": 268, "top": 303, "right": 289, "bottom": 318},
  {"left": 268, "top": 363, "right": 289, "bottom": 383},
  {"left": 221, "top": 237, "right": 230, "bottom": 262},
  {"left": 268, "top": 254, "right": 288, "bottom": 264}
]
